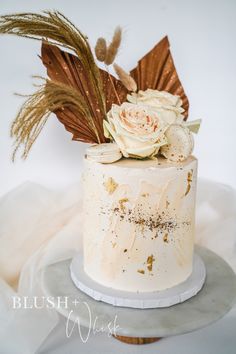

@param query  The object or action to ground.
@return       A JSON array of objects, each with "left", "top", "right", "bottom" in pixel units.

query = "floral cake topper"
[{"left": 0, "top": 11, "right": 201, "bottom": 162}]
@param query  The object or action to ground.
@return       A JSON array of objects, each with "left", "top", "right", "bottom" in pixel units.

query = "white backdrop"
[{"left": 1, "top": 0, "right": 236, "bottom": 197}]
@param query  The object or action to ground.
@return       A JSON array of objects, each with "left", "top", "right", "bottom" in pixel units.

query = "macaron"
[
  {"left": 160, "top": 124, "right": 194, "bottom": 162},
  {"left": 86, "top": 143, "right": 122, "bottom": 163}
]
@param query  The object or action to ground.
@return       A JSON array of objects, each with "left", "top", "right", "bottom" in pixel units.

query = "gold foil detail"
[
  {"left": 147, "top": 255, "right": 155, "bottom": 271},
  {"left": 111, "top": 242, "right": 117, "bottom": 248},
  {"left": 104, "top": 177, "right": 118, "bottom": 194},
  {"left": 163, "top": 233, "right": 169, "bottom": 243},
  {"left": 137, "top": 269, "right": 145, "bottom": 274},
  {"left": 184, "top": 170, "right": 193, "bottom": 196},
  {"left": 119, "top": 198, "right": 129, "bottom": 212},
  {"left": 141, "top": 193, "right": 149, "bottom": 197}
]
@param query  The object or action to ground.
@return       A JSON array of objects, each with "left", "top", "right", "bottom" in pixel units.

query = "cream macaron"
[
  {"left": 160, "top": 124, "right": 194, "bottom": 162},
  {"left": 86, "top": 143, "right": 122, "bottom": 164}
]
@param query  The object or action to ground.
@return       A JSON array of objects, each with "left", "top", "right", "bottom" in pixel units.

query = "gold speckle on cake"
[
  {"left": 137, "top": 269, "right": 145, "bottom": 274},
  {"left": 163, "top": 233, "right": 169, "bottom": 243},
  {"left": 119, "top": 198, "right": 129, "bottom": 212},
  {"left": 184, "top": 169, "right": 193, "bottom": 196},
  {"left": 135, "top": 217, "right": 145, "bottom": 232},
  {"left": 123, "top": 248, "right": 127, "bottom": 253},
  {"left": 147, "top": 255, "right": 155, "bottom": 271},
  {"left": 111, "top": 242, "right": 117, "bottom": 248},
  {"left": 135, "top": 218, "right": 145, "bottom": 225},
  {"left": 103, "top": 177, "right": 118, "bottom": 194},
  {"left": 165, "top": 200, "right": 170, "bottom": 208},
  {"left": 141, "top": 193, "right": 149, "bottom": 197}
]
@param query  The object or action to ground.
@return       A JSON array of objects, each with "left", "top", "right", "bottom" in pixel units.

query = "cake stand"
[{"left": 42, "top": 246, "right": 236, "bottom": 345}]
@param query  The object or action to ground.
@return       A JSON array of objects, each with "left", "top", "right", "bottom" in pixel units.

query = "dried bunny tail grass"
[
  {"left": 11, "top": 78, "right": 100, "bottom": 160},
  {"left": 113, "top": 63, "right": 137, "bottom": 92},
  {"left": 104, "top": 26, "right": 122, "bottom": 65},
  {"left": 95, "top": 37, "right": 107, "bottom": 62},
  {"left": 0, "top": 11, "right": 106, "bottom": 113}
]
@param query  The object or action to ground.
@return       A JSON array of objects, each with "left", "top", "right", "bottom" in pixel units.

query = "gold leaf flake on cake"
[
  {"left": 111, "top": 241, "right": 117, "bottom": 248},
  {"left": 184, "top": 169, "right": 193, "bottom": 196},
  {"left": 137, "top": 269, "right": 145, "bottom": 274},
  {"left": 103, "top": 177, "right": 118, "bottom": 194},
  {"left": 119, "top": 198, "right": 129, "bottom": 212},
  {"left": 163, "top": 233, "right": 169, "bottom": 243},
  {"left": 165, "top": 200, "right": 170, "bottom": 208},
  {"left": 146, "top": 254, "right": 155, "bottom": 271},
  {"left": 141, "top": 193, "right": 149, "bottom": 197}
]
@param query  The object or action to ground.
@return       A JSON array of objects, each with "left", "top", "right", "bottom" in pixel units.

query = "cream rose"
[
  {"left": 103, "top": 102, "right": 168, "bottom": 158},
  {"left": 127, "top": 89, "right": 184, "bottom": 125}
]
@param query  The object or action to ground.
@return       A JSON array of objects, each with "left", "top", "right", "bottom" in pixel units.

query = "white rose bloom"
[
  {"left": 127, "top": 89, "right": 185, "bottom": 125},
  {"left": 103, "top": 102, "right": 168, "bottom": 159}
]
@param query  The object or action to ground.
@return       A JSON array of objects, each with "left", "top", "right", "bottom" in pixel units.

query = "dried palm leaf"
[
  {"left": 0, "top": 10, "right": 107, "bottom": 128},
  {"left": 130, "top": 36, "right": 189, "bottom": 119},
  {"left": 41, "top": 41, "right": 107, "bottom": 141},
  {"left": 41, "top": 41, "right": 128, "bottom": 116}
]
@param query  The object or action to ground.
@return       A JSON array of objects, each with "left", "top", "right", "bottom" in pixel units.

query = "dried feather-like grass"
[
  {"left": 104, "top": 26, "right": 122, "bottom": 65},
  {"left": 11, "top": 78, "right": 100, "bottom": 160},
  {"left": 95, "top": 37, "right": 107, "bottom": 62},
  {"left": 113, "top": 63, "right": 137, "bottom": 92},
  {"left": 0, "top": 11, "right": 106, "bottom": 116}
]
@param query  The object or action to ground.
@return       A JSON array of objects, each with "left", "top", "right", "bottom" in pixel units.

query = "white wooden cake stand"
[{"left": 42, "top": 246, "right": 236, "bottom": 345}]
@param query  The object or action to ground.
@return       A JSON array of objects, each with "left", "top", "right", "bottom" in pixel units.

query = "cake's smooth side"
[{"left": 82, "top": 156, "right": 197, "bottom": 292}]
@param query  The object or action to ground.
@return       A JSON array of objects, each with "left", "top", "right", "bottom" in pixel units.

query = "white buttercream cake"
[
  {"left": 83, "top": 155, "right": 197, "bottom": 292},
  {"left": 0, "top": 12, "right": 202, "bottom": 299}
]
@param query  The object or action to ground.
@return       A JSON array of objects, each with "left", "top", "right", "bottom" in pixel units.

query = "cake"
[
  {"left": 1, "top": 11, "right": 201, "bottom": 296},
  {"left": 83, "top": 156, "right": 197, "bottom": 292}
]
